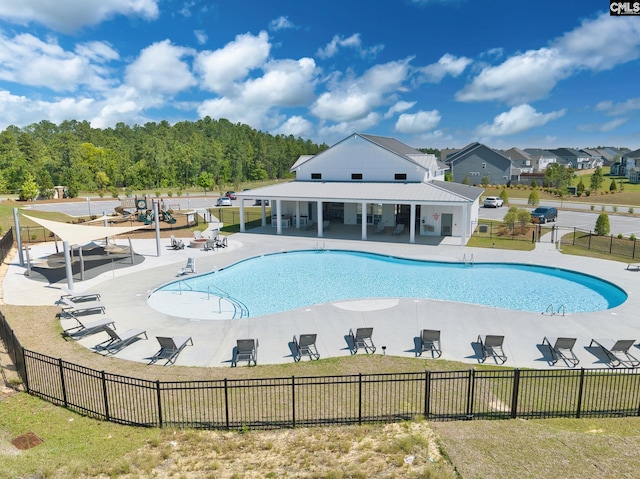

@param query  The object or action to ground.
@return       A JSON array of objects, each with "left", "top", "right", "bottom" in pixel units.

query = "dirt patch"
[{"left": 11, "top": 431, "right": 43, "bottom": 450}]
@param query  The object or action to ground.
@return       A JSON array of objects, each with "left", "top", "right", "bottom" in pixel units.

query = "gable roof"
[
  {"left": 623, "top": 148, "right": 640, "bottom": 159},
  {"left": 524, "top": 148, "right": 559, "bottom": 159},
  {"left": 445, "top": 142, "right": 512, "bottom": 166},
  {"left": 500, "top": 147, "right": 531, "bottom": 161}
]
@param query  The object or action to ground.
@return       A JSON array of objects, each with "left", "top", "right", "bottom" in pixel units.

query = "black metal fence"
[
  {"left": 561, "top": 227, "right": 640, "bottom": 260},
  {"left": 0, "top": 227, "right": 14, "bottom": 263},
  {"left": 2, "top": 312, "right": 640, "bottom": 430}
]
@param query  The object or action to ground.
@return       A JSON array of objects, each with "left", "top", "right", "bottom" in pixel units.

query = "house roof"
[
  {"left": 445, "top": 142, "right": 512, "bottom": 166},
  {"left": 500, "top": 147, "right": 531, "bottom": 161},
  {"left": 623, "top": 148, "right": 640, "bottom": 159},
  {"left": 236, "top": 180, "right": 483, "bottom": 204},
  {"left": 523, "top": 148, "right": 559, "bottom": 159}
]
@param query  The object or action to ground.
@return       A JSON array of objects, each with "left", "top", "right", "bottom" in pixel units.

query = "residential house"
[
  {"left": 622, "top": 148, "right": 640, "bottom": 181},
  {"left": 549, "top": 148, "right": 595, "bottom": 169},
  {"left": 445, "top": 143, "right": 513, "bottom": 186},
  {"left": 235, "top": 133, "right": 483, "bottom": 245},
  {"left": 523, "top": 148, "right": 558, "bottom": 172}
]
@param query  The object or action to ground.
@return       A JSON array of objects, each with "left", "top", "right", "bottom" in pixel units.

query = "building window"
[
  {"left": 394, "top": 173, "right": 407, "bottom": 180},
  {"left": 351, "top": 173, "right": 363, "bottom": 180},
  {"left": 311, "top": 173, "right": 321, "bottom": 179}
]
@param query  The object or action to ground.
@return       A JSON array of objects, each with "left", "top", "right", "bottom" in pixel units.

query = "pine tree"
[{"left": 594, "top": 213, "right": 610, "bottom": 236}]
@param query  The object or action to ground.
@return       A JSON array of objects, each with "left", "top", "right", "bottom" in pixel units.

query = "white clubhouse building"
[{"left": 236, "top": 133, "right": 483, "bottom": 245}]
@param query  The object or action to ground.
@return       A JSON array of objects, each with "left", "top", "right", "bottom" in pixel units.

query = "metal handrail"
[
  {"left": 544, "top": 304, "right": 555, "bottom": 315},
  {"left": 206, "top": 285, "right": 249, "bottom": 319}
]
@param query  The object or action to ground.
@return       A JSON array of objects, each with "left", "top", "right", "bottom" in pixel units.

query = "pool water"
[{"left": 151, "top": 250, "right": 627, "bottom": 318}]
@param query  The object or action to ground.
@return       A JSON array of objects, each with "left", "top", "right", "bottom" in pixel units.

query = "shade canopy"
[{"left": 23, "top": 214, "right": 145, "bottom": 246}]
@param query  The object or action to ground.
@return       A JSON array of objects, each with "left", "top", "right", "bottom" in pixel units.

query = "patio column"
[
  {"left": 276, "top": 199, "right": 282, "bottom": 235},
  {"left": 63, "top": 240, "right": 74, "bottom": 290},
  {"left": 295, "top": 202, "right": 301, "bottom": 229},
  {"left": 461, "top": 203, "right": 467, "bottom": 246},
  {"left": 317, "top": 201, "right": 324, "bottom": 238},
  {"left": 239, "top": 201, "right": 245, "bottom": 232},
  {"left": 361, "top": 201, "right": 367, "bottom": 240},
  {"left": 261, "top": 203, "right": 266, "bottom": 227},
  {"left": 409, "top": 204, "right": 416, "bottom": 243}
]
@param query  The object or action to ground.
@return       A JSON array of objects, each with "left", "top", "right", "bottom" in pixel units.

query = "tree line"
[{"left": 0, "top": 118, "right": 328, "bottom": 198}]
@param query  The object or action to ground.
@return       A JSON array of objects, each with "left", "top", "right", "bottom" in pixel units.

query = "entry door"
[{"left": 441, "top": 213, "right": 453, "bottom": 236}]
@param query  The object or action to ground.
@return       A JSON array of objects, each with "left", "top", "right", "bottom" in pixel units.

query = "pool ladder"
[
  {"left": 544, "top": 304, "right": 566, "bottom": 316},
  {"left": 462, "top": 253, "right": 474, "bottom": 265}
]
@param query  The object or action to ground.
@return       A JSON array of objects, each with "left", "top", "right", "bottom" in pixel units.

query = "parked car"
[
  {"left": 216, "top": 197, "right": 231, "bottom": 206},
  {"left": 225, "top": 191, "right": 237, "bottom": 200},
  {"left": 531, "top": 206, "right": 558, "bottom": 224},
  {"left": 483, "top": 196, "right": 504, "bottom": 208}
]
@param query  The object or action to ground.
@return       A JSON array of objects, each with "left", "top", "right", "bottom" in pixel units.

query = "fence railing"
[
  {"left": 2, "top": 311, "right": 640, "bottom": 430},
  {"left": 0, "top": 227, "right": 14, "bottom": 264},
  {"left": 562, "top": 227, "right": 639, "bottom": 260}
]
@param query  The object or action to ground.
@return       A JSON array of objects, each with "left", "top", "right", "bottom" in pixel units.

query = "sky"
[{"left": 0, "top": 0, "right": 639, "bottom": 150}]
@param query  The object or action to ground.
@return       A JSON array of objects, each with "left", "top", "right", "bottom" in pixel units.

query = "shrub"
[
  {"left": 618, "top": 233, "right": 624, "bottom": 239},
  {"left": 499, "top": 189, "right": 509, "bottom": 205},
  {"left": 613, "top": 206, "right": 618, "bottom": 213},
  {"left": 631, "top": 233, "right": 636, "bottom": 241},
  {"left": 629, "top": 207, "right": 634, "bottom": 214},
  {"left": 595, "top": 213, "right": 610, "bottom": 236},
  {"left": 585, "top": 189, "right": 591, "bottom": 196},
  {"left": 601, "top": 205, "right": 606, "bottom": 211}
]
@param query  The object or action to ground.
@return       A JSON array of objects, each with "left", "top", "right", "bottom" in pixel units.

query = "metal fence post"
[
  {"left": 224, "top": 378, "right": 230, "bottom": 430},
  {"left": 573, "top": 227, "right": 576, "bottom": 246},
  {"left": 358, "top": 373, "right": 363, "bottom": 425},
  {"left": 610, "top": 234, "right": 614, "bottom": 254},
  {"left": 576, "top": 368, "right": 585, "bottom": 419},
  {"left": 101, "top": 370, "right": 110, "bottom": 421},
  {"left": 155, "top": 380, "right": 163, "bottom": 428},
  {"left": 510, "top": 369, "right": 520, "bottom": 419},
  {"left": 291, "top": 375, "right": 296, "bottom": 428},
  {"left": 466, "top": 369, "right": 475, "bottom": 420},
  {"left": 58, "top": 358, "right": 68, "bottom": 408},
  {"left": 633, "top": 237, "right": 637, "bottom": 260},
  {"left": 423, "top": 370, "right": 431, "bottom": 419}
]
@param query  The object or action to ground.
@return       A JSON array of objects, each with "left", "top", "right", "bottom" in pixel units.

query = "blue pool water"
[{"left": 153, "top": 250, "right": 627, "bottom": 318}]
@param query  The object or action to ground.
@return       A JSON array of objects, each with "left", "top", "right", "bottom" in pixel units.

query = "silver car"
[{"left": 483, "top": 196, "right": 504, "bottom": 208}]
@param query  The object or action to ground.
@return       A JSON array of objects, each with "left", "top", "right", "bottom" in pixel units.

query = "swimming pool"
[{"left": 149, "top": 250, "right": 627, "bottom": 319}]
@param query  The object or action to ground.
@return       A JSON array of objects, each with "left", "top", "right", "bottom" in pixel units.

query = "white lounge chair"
[
  {"left": 373, "top": 221, "right": 386, "bottom": 234},
  {"left": 179, "top": 257, "right": 196, "bottom": 275},
  {"left": 322, "top": 220, "right": 331, "bottom": 230},
  {"left": 391, "top": 224, "right": 405, "bottom": 235},
  {"left": 170, "top": 235, "right": 185, "bottom": 250}
]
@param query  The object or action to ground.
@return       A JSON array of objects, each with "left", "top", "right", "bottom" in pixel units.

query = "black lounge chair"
[
  {"left": 478, "top": 334, "right": 507, "bottom": 364},
  {"left": 349, "top": 327, "right": 376, "bottom": 354},
  {"left": 589, "top": 339, "right": 640, "bottom": 368},
  {"left": 95, "top": 326, "right": 148, "bottom": 354},
  {"left": 418, "top": 329, "right": 442, "bottom": 358},
  {"left": 293, "top": 334, "right": 320, "bottom": 361},
  {"left": 149, "top": 336, "right": 193, "bottom": 365},
  {"left": 233, "top": 339, "right": 258, "bottom": 366},
  {"left": 543, "top": 336, "right": 579, "bottom": 367}
]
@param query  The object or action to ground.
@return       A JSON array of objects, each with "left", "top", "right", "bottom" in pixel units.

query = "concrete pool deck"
[{"left": 3, "top": 228, "right": 640, "bottom": 370}]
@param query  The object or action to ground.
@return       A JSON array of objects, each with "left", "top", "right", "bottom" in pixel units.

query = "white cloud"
[
  {"left": 0, "top": 32, "right": 117, "bottom": 92},
  {"left": 274, "top": 116, "right": 313, "bottom": 137},
  {"left": 395, "top": 110, "right": 441, "bottom": 134},
  {"left": 242, "top": 58, "right": 317, "bottom": 107},
  {"left": 596, "top": 97, "right": 640, "bottom": 116},
  {"left": 0, "top": 0, "right": 159, "bottom": 32},
  {"left": 194, "top": 30, "right": 208, "bottom": 45},
  {"left": 577, "top": 117, "right": 628, "bottom": 133},
  {"left": 269, "top": 16, "right": 295, "bottom": 31},
  {"left": 311, "top": 59, "right": 410, "bottom": 122},
  {"left": 475, "top": 104, "right": 566, "bottom": 137},
  {"left": 316, "top": 34, "right": 383, "bottom": 59},
  {"left": 125, "top": 40, "right": 196, "bottom": 96},
  {"left": 318, "top": 112, "right": 381, "bottom": 139},
  {"left": 457, "top": 13, "right": 640, "bottom": 105},
  {"left": 384, "top": 101, "right": 416, "bottom": 119},
  {"left": 417, "top": 54, "right": 471, "bottom": 83},
  {"left": 195, "top": 31, "right": 271, "bottom": 95}
]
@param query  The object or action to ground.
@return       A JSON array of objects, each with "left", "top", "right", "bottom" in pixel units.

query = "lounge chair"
[
  {"left": 293, "top": 334, "right": 320, "bottom": 361},
  {"left": 418, "top": 329, "right": 442, "bottom": 358},
  {"left": 193, "top": 230, "right": 203, "bottom": 240},
  {"left": 179, "top": 257, "right": 196, "bottom": 275},
  {"left": 59, "top": 298, "right": 106, "bottom": 315},
  {"left": 170, "top": 235, "right": 185, "bottom": 250},
  {"left": 349, "top": 327, "right": 376, "bottom": 354},
  {"left": 373, "top": 221, "right": 386, "bottom": 234},
  {"left": 148, "top": 336, "right": 194, "bottom": 365},
  {"left": 391, "top": 224, "right": 405, "bottom": 235},
  {"left": 59, "top": 286, "right": 101, "bottom": 302},
  {"left": 478, "top": 335, "right": 507, "bottom": 364},
  {"left": 63, "top": 314, "right": 116, "bottom": 336},
  {"left": 627, "top": 263, "right": 640, "bottom": 271},
  {"left": 322, "top": 220, "right": 331, "bottom": 230},
  {"left": 95, "top": 326, "right": 147, "bottom": 354},
  {"left": 215, "top": 236, "right": 228, "bottom": 248},
  {"left": 589, "top": 339, "right": 640, "bottom": 367},
  {"left": 233, "top": 339, "right": 258, "bottom": 366},
  {"left": 204, "top": 238, "right": 217, "bottom": 251},
  {"left": 543, "top": 336, "right": 579, "bottom": 367}
]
